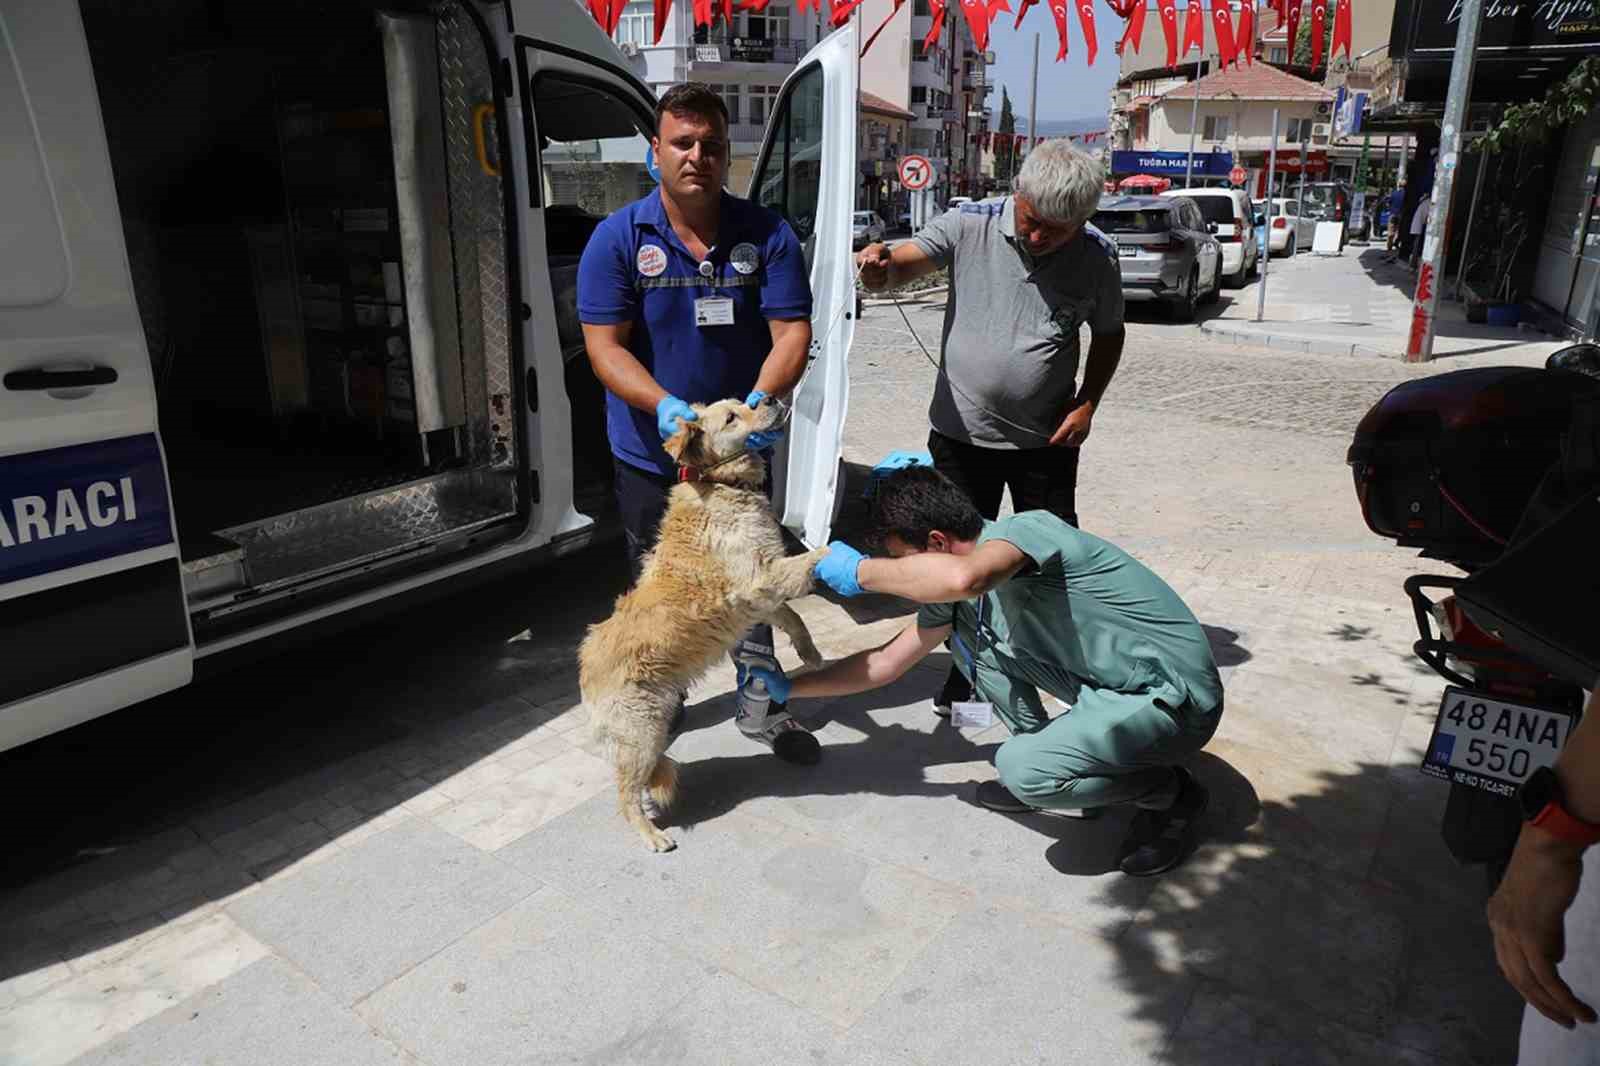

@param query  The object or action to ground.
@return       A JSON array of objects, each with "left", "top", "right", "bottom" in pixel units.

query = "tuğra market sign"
[{"left": 1402, "top": 0, "right": 1600, "bottom": 54}]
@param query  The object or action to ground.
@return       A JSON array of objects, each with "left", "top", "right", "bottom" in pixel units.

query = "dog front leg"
[
  {"left": 768, "top": 602, "right": 823, "bottom": 668},
  {"left": 763, "top": 546, "right": 829, "bottom": 602}
]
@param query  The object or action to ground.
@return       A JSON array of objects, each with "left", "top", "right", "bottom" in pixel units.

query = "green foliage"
[
  {"left": 996, "top": 87, "right": 1017, "bottom": 179},
  {"left": 1474, "top": 58, "right": 1600, "bottom": 156},
  {"left": 1291, "top": 10, "right": 1335, "bottom": 66}
]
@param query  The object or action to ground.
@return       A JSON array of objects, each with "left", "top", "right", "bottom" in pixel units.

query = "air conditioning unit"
[
  {"left": 619, "top": 41, "right": 640, "bottom": 56},
  {"left": 1311, "top": 123, "right": 1331, "bottom": 140},
  {"left": 1315, "top": 101, "right": 1332, "bottom": 116}
]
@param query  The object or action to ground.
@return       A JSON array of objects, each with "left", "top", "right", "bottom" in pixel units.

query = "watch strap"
[{"left": 1531, "top": 800, "right": 1600, "bottom": 847}]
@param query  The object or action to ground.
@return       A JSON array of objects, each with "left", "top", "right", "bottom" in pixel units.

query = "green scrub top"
[{"left": 916, "top": 513, "right": 1223, "bottom": 711}]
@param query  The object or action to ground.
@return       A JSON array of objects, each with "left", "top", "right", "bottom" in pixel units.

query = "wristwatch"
[{"left": 1517, "top": 766, "right": 1600, "bottom": 847}]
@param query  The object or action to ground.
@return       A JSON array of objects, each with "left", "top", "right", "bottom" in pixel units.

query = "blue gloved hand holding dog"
[{"left": 744, "top": 390, "right": 785, "bottom": 453}]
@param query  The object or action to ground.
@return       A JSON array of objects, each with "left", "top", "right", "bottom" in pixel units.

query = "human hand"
[
  {"left": 1487, "top": 828, "right": 1597, "bottom": 1029},
  {"left": 746, "top": 390, "right": 768, "bottom": 408},
  {"left": 1048, "top": 400, "right": 1095, "bottom": 448},
  {"left": 745, "top": 665, "right": 792, "bottom": 704},
  {"left": 742, "top": 390, "right": 785, "bottom": 451},
  {"left": 856, "top": 243, "right": 891, "bottom": 291},
  {"left": 655, "top": 395, "right": 697, "bottom": 442},
  {"left": 814, "top": 541, "right": 865, "bottom": 597}
]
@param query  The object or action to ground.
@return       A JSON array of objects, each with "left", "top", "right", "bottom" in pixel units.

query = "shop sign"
[{"left": 1397, "top": 0, "right": 1600, "bottom": 56}]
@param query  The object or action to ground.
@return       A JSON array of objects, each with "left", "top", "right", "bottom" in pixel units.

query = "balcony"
[{"left": 688, "top": 35, "right": 810, "bottom": 65}]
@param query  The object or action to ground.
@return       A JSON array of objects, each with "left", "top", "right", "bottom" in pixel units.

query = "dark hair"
[
  {"left": 869, "top": 466, "right": 984, "bottom": 549},
  {"left": 654, "top": 82, "right": 729, "bottom": 135}
]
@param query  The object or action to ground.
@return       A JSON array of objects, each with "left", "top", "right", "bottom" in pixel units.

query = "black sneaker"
[
  {"left": 933, "top": 671, "right": 973, "bottom": 718},
  {"left": 1117, "top": 768, "right": 1208, "bottom": 877},
  {"left": 976, "top": 780, "right": 1035, "bottom": 812}
]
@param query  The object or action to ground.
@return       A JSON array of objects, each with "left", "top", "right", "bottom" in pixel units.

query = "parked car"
[
  {"left": 852, "top": 210, "right": 885, "bottom": 248},
  {"left": 1253, "top": 197, "right": 1318, "bottom": 257},
  {"left": 1161, "top": 187, "right": 1258, "bottom": 286},
  {"left": 1091, "top": 194, "right": 1222, "bottom": 322},
  {"left": 945, "top": 196, "right": 973, "bottom": 209},
  {"left": 1300, "top": 181, "right": 1353, "bottom": 247}
]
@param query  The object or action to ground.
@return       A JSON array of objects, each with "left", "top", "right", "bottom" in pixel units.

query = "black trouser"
[
  {"left": 612, "top": 457, "right": 775, "bottom": 706},
  {"left": 927, "top": 428, "right": 1082, "bottom": 702},
  {"left": 926, "top": 429, "right": 1080, "bottom": 528}
]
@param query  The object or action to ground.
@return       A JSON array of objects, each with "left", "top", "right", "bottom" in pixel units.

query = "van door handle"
[{"left": 4, "top": 366, "right": 119, "bottom": 391}]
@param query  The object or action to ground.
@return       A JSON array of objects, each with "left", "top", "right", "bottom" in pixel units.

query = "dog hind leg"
[{"left": 615, "top": 743, "right": 677, "bottom": 853}]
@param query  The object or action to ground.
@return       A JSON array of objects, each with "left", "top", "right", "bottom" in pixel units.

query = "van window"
[
  {"left": 752, "top": 63, "right": 824, "bottom": 245},
  {"left": 0, "top": 34, "right": 69, "bottom": 306},
  {"left": 1091, "top": 208, "right": 1172, "bottom": 235},
  {"left": 1178, "top": 195, "right": 1237, "bottom": 225},
  {"left": 533, "top": 75, "right": 653, "bottom": 236}
]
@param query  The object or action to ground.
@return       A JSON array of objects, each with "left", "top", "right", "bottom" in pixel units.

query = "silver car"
[
  {"left": 852, "top": 210, "right": 885, "bottom": 249},
  {"left": 1091, "top": 195, "right": 1222, "bottom": 321}
]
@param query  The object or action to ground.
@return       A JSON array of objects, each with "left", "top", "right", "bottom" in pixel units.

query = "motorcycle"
[{"left": 1347, "top": 342, "right": 1600, "bottom": 890}]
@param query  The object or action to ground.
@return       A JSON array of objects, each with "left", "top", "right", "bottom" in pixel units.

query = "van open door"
[
  {"left": 747, "top": 20, "right": 859, "bottom": 549},
  {"left": 0, "top": 4, "right": 192, "bottom": 751}
]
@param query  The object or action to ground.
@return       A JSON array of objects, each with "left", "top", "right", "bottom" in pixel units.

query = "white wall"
[
  {"left": 859, "top": 0, "right": 912, "bottom": 111},
  {"left": 1150, "top": 98, "right": 1323, "bottom": 153}
]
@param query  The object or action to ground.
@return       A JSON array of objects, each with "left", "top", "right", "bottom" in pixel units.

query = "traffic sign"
[
  {"left": 898, "top": 154, "right": 935, "bottom": 191},
  {"left": 1229, "top": 166, "right": 1247, "bottom": 186}
]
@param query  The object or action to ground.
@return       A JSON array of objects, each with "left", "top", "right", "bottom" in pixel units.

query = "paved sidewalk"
[
  {"left": 0, "top": 329, "right": 1536, "bottom": 1065},
  {"left": 1197, "top": 243, "right": 1570, "bottom": 361}
]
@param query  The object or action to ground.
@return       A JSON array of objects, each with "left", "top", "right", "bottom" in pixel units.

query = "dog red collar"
[{"left": 677, "top": 465, "right": 702, "bottom": 483}]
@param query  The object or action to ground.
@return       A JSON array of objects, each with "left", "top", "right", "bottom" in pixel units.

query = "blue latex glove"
[
  {"left": 743, "top": 389, "right": 784, "bottom": 452},
  {"left": 746, "top": 665, "right": 792, "bottom": 704},
  {"left": 814, "top": 541, "right": 866, "bottom": 597},
  {"left": 655, "top": 395, "right": 697, "bottom": 442}
]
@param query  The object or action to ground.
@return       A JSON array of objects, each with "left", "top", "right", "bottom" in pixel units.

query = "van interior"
[{"left": 77, "top": 0, "right": 623, "bottom": 626}]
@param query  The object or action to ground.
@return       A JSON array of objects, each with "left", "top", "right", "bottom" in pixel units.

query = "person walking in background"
[{"left": 1409, "top": 190, "right": 1432, "bottom": 271}]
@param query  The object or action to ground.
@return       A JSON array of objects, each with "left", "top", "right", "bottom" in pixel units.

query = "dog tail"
[{"left": 647, "top": 755, "right": 679, "bottom": 812}]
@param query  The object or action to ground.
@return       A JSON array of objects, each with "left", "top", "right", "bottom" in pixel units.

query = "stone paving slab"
[
  {"left": 72, "top": 957, "right": 411, "bottom": 1066},
  {"left": 225, "top": 819, "right": 535, "bottom": 1006}
]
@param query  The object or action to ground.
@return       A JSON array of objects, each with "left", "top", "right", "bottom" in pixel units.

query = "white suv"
[{"left": 1161, "top": 187, "right": 1259, "bottom": 287}]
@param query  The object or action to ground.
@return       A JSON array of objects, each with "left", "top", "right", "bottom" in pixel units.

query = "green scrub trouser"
[{"left": 964, "top": 653, "right": 1222, "bottom": 811}]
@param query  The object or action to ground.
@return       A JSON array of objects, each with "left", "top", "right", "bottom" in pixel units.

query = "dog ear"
[{"left": 661, "top": 419, "right": 702, "bottom": 464}]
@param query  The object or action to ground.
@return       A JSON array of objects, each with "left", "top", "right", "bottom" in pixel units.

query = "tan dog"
[{"left": 578, "top": 396, "right": 828, "bottom": 852}]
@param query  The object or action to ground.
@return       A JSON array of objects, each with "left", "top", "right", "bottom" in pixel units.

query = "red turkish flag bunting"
[
  {"left": 958, "top": 0, "right": 994, "bottom": 50},
  {"left": 1211, "top": 0, "right": 1236, "bottom": 68},
  {"left": 1285, "top": 0, "right": 1302, "bottom": 64},
  {"left": 691, "top": 0, "right": 713, "bottom": 27},
  {"left": 1048, "top": 1, "right": 1070, "bottom": 60},
  {"left": 1157, "top": 0, "right": 1179, "bottom": 67},
  {"left": 737, "top": 0, "right": 774, "bottom": 8},
  {"left": 922, "top": 0, "right": 947, "bottom": 52},
  {"left": 1014, "top": 0, "right": 1037, "bottom": 26},
  {"left": 1310, "top": 0, "right": 1326, "bottom": 71},
  {"left": 1237, "top": 0, "right": 1254, "bottom": 65},
  {"left": 1182, "top": 0, "right": 1205, "bottom": 56},
  {"left": 1331, "top": 0, "right": 1352, "bottom": 60},
  {"left": 989, "top": 0, "right": 1013, "bottom": 23},
  {"left": 1075, "top": 0, "right": 1099, "bottom": 64},
  {"left": 654, "top": 0, "right": 673, "bottom": 41},
  {"left": 1117, "top": 0, "right": 1145, "bottom": 56}
]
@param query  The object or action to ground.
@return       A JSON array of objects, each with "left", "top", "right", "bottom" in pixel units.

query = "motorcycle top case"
[{"left": 1347, "top": 367, "right": 1600, "bottom": 567}]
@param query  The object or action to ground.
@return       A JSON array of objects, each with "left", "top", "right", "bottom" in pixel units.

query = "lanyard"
[{"left": 950, "top": 594, "right": 988, "bottom": 675}]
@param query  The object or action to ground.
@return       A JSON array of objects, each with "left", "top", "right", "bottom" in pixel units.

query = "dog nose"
[{"left": 758, "top": 394, "right": 776, "bottom": 408}]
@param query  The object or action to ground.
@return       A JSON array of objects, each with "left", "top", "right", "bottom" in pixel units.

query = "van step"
[
  {"left": 179, "top": 533, "right": 250, "bottom": 607},
  {"left": 216, "top": 468, "right": 515, "bottom": 594}
]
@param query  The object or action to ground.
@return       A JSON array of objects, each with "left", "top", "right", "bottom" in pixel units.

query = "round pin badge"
[
  {"left": 730, "top": 242, "right": 760, "bottom": 275},
  {"left": 636, "top": 243, "right": 667, "bottom": 277}
]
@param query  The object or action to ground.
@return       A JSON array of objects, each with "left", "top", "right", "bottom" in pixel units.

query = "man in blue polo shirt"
[{"left": 577, "top": 82, "right": 818, "bottom": 764}]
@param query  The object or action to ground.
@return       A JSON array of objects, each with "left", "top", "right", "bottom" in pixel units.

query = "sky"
[{"left": 986, "top": 0, "right": 1124, "bottom": 126}]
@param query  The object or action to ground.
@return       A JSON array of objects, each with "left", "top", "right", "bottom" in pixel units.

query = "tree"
[
  {"left": 1291, "top": 11, "right": 1336, "bottom": 68},
  {"left": 996, "top": 87, "right": 1016, "bottom": 182}
]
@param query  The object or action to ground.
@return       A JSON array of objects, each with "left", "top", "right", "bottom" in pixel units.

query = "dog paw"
[{"left": 646, "top": 829, "right": 677, "bottom": 853}]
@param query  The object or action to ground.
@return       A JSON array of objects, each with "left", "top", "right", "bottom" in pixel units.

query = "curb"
[
  {"left": 1198, "top": 321, "right": 1401, "bottom": 359},
  {"left": 861, "top": 285, "right": 949, "bottom": 306}
]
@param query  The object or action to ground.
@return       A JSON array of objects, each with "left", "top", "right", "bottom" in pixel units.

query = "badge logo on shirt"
[
  {"left": 636, "top": 243, "right": 667, "bottom": 277},
  {"left": 729, "top": 242, "right": 760, "bottom": 275}
]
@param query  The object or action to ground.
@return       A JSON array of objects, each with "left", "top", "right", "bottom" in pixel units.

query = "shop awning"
[{"left": 1118, "top": 174, "right": 1173, "bottom": 192}]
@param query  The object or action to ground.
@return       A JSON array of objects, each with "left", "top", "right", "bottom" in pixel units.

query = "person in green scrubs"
[{"left": 751, "top": 466, "right": 1224, "bottom": 876}]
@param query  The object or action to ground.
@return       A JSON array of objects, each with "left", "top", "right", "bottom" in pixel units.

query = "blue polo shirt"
[{"left": 576, "top": 188, "right": 812, "bottom": 476}]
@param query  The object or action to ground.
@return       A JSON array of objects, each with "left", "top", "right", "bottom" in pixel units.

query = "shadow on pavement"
[{"left": 1091, "top": 755, "right": 1525, "bottom": 1064}]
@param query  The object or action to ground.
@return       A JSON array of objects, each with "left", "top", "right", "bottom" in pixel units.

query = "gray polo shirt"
[{"left": 910, "top": 196, "right": 1123, "bottom": 449}]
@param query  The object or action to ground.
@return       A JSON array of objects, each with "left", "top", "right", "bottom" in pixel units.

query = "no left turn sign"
[{"left": 899, "top": 154, "right": 935, "bottom": 191}]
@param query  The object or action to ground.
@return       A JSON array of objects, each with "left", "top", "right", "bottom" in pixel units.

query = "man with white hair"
[{"left": 857, "top": 138, "right": 1125, "bottom": 717}]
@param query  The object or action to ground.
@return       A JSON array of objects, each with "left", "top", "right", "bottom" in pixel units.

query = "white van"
[
  {"left": 0, "top": 2, "right": 859, "bottom": 752},
  {"left": 1161, "top": 187, "right": 1259, "bottom": 287}
]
